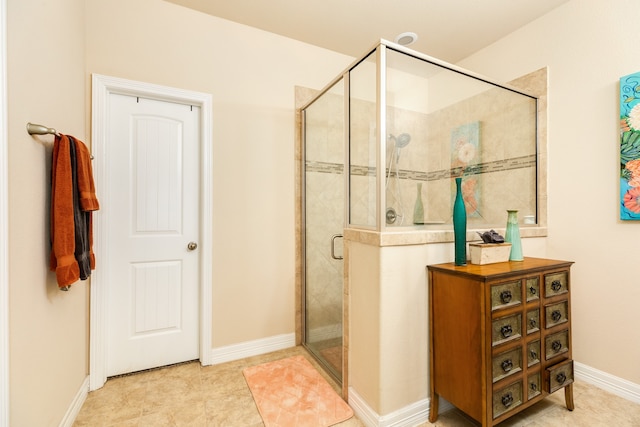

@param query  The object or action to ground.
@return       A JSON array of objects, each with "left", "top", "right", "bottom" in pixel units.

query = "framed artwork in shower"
[
  {"left": 620, "top": 71, "right": 640, "bottom": 220},
  {"left": 451, "top": 121, "right": 481, "bottom": 217}
]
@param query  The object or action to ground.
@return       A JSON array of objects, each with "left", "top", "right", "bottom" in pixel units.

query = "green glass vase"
[
  {"left": 413, "top": 182, "right": 424, "bottom": 224},
  {"left": 453, "top": 177, "right": 467, "bottom": 265},
  {"left": 505, "top": 210, "right": 524, "bottom": 261}
]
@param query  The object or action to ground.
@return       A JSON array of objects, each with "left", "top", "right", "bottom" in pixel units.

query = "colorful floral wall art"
[
  {"left": 451, "top": 122, "right": 481, "bottom": 217},
  {"left": 620, "top": 72, "right": 640, "bottom": 219}
]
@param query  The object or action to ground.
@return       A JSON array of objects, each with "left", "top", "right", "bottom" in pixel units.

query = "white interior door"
[{"left": 106, "top": 93, "right": 200, "bottom": 376}]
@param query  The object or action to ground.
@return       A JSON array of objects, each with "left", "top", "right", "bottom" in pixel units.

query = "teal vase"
[
  {"left": 505, "top": 210, "right": 524, "bottom": 261},
  {"left": 413, "top": 182, "right": 424, "bottom": 224},
  {"left": 453, "top": 177, "right": 467, "bottom": 266}
]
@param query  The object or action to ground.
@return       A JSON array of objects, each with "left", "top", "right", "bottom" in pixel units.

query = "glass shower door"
[{"left": 303, "top": 78, "right": 345, "bottom": 383}]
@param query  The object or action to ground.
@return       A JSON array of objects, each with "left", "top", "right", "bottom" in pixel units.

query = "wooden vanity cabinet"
[{"left": 427, "top": 257, "right": 575, "bottom": 426}]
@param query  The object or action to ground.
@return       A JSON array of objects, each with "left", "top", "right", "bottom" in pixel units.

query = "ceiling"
[{"left": 164, "top": 0, "right": 568, "bottom": 63}]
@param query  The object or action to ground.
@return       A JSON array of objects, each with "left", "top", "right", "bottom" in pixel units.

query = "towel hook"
[
  {"left": 27, "top": 122, "right": 94, "bottom": 160},
  {"left": 27, "top": 122, "right": 60, "bottom": 137}
]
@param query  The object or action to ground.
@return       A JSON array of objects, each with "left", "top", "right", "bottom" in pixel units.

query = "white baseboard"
[
  {"left": 347, "top": 388, "right": 379, "bottom": 427},
  {"left": 348, "top": 389, "right": 454, "bottom": 427},
  {"left": 575, "top": 361, "right": 640, "bottom": 404},
  {"left": 348, "top": 363, "right": 640, "bottom": 427},
  {"left": 348, "top": 387, "right": 431, "bottom": 427},
  {"left": 210, "top": 333, "right": 296, "bottom": 365},
  {"left": 59, "top": 376, "right": 89, "bottom": 427}
]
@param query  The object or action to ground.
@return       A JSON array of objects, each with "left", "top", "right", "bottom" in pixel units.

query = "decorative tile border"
[
  {"left": 305, "top": 154, "right": 536, "bottom": 181},
  {"left": 305, "top": 160, "right": 344, "bottom": 174}
]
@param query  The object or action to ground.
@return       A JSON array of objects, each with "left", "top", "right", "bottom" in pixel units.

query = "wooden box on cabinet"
[{"left": 427, "top": 258, "right": 575, "bottom": 426}]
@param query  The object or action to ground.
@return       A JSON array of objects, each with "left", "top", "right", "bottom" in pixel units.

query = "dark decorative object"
[
  {"left": 477, "top": 229, "right": 505, "bottom": 244},
  {"left": 453, "top": 177, "right": 467, "bottom": 265}
]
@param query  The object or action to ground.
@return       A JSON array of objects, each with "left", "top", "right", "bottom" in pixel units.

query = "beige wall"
[
  {"left": 346, "top": 242, "right": 454, "bottom": 414},
  {"left": 84, "top": 0, "right": 352, "bottom": 348},
  {"left": 458, "top": 0, "right": 640, "bottom": 385},
  {"left": 8, "top": 0, "right": 88, "bottom": 425},
  {"left": 8, "top": 0, "right": 351, "bottom": 424}
]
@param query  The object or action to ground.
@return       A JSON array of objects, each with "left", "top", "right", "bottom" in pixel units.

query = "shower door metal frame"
[
  {"left": 300, "top": 72, "right": 350, "bottom": 387},
  {"left": 376, "top": 44, "right": 387, "bottom": 231}
]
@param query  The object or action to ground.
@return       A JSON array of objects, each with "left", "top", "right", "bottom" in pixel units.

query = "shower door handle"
[{"left": 330, "top": 234, "right": 344, "bottom": 260}]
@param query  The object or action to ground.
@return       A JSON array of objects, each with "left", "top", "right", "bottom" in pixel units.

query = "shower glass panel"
[
  {"left": 349, "top": 51, "right": 378, "bottom": 228},
  {"left": 345, "top": 46, "right": 538, "bottom": 231},
  {"left": 303, "top": 78, "right": 345, "bottom": 383},
  {"left": 385, "top": 50, "right": 431, "bottom": 226}
]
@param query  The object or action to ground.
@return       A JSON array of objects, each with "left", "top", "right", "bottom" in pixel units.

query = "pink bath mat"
[{"left": 242, "top": 355, "right": 354, "bottom": 426}]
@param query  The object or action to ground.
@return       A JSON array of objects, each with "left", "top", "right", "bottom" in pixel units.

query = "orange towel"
[
  {"left": 49, "top": 135, "right": 99, "bottom": 288},
  {"left": 75, "top": 139, "right": 99, "bottom": 212},
  {"left": 74, "top": 137, "right": 99, "bottom": 271},
  {"left": 50, "top": 135, "right": 79, "bottom": 287}
]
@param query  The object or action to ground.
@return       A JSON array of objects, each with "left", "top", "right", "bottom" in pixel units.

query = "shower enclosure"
[{"left": 300, "top": 40, "right": 539, "bottom": 387}]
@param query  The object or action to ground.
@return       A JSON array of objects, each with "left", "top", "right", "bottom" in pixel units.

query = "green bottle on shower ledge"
[
  {"left": 453, "top": 177, "right": 467, "bottom": 266},
  {"left": 505, "top": 210, "right": 524, "bottom": 261}
]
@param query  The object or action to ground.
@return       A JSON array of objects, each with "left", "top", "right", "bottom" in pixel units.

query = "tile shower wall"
[
  {"left": 304, "top": 165, "right": 344, "bottom": 342},
  {"left": 349, "top": 84, "right": 537, "bottom": 229},
  {"left": 304, "top": 89, "right": 344, "bottom": 343},
  {"left": 423, "top": 84, "right": 537, "bottom": 227}
]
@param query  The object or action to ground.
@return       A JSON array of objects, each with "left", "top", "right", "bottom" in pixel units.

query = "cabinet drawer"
[
  {"left": 493, "top": 347, "right": 522, "bottom": 383},
  {"left": 526, "top": 309, "right": 540, "bottom": 334},
  {"left": 492, "top": 313, "right": 522, "bottom": 346},
  {"left": 492, "top": 380, "right": 523, "bottom": 419},
  {"left": 546, "top": 359, "right": 574, "bottom": 393},
  {"left": 491, "top": 281, "right": 522, "bottom": 311},
  {"left": 544, "top": 271, "right": 569, "bottom": 297},
  {"left": 528, "top": 372, "right": 542, "bottom": 400},
  {"left": 526, "top": 276, "right": 540, "bottom": 302},
  {"left": 545, "top": 301, "right": 569, "bottom": 328},
  {"left": 545, "top": 329, "right": 569, "bottom": 360},
  {"left": 527, "top": 340, "right": 541, "bottom": 367}
]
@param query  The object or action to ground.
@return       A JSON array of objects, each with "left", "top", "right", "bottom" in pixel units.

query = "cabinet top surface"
[{"left": 427, "top": 257, "right": 573, "bottom": 279}]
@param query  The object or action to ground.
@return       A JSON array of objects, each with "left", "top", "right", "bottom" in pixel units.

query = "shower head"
[{"left": 388, "top": 133, "right": 411, "bottom": 148}]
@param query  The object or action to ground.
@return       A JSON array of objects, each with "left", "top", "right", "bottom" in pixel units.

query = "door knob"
[{"left": 187, "top": 242, "right": 198, "bottom": 251}]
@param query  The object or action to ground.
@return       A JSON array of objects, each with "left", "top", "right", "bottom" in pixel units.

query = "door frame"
[
  {"left": 0, "top": 0, "right": 9, "bottom": 422},
  {"left": 90, "top": 74, "right": 213, "bottom": 391}
]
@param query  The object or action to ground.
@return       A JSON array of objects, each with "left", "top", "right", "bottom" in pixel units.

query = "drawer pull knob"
[
  {"left": 551, "top": 310, "right": 562, "bottom": 322},
  {"left": 552, "top": 340, "right": 562, "bottom": 352},
  {"left": 501, "top": 392, "right": 513, "bottom": 408},
  {"left": 500, "top": 290, "right": 512, "bottom": 304},
  {"left": 556, "top": 372, "right": 567, "bottom": 384},
  {"left": 501, "top": 325, "right": 513, "bottom": 338},
  {"left": 530, "top": 382, "right": 538, "bottom": 391},
  {"left": 551, "top": 280, "right": 562, "bottom": 292},
  {"left": 530, "top": 350, "right": 538, "bottom": 359},
  {"left": 501, "top": 359, "right": 513, "bottom": 373},
  {"left": 529, "top": 318, "right": 537, "bottom": 328},
  {"left": 529, "top": 286, "right": 537, "bottom": 295}
]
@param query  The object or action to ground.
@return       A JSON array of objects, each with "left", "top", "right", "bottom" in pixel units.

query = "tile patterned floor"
[{"left": 74, "top": 346, "right": 640, "bottom": 426}]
